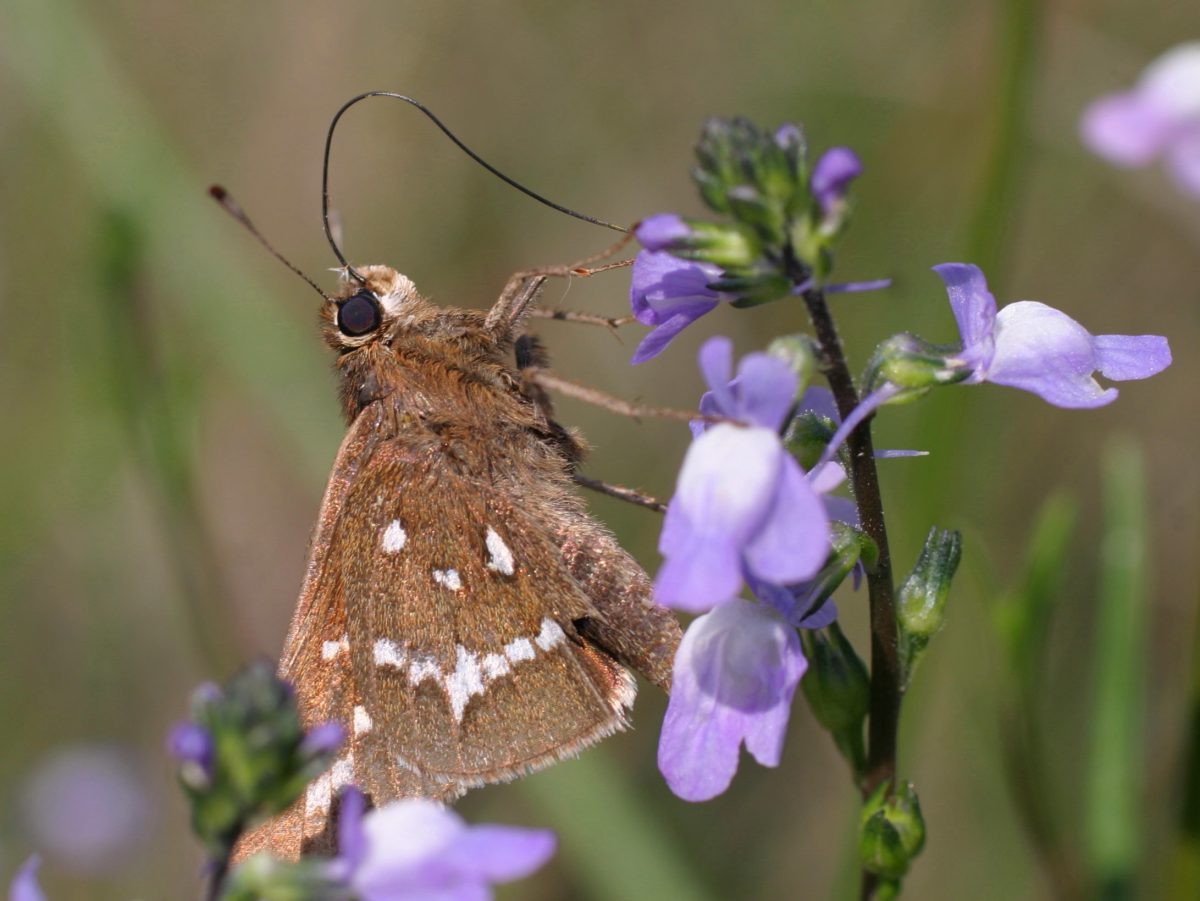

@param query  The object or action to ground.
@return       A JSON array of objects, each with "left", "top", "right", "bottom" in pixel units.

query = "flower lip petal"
[
  {"left": 1093, "top": 334, "right": 1173, "bottom": 381},
  {"left": 658, "top": 602, "right": 806, "bottom": 801},
  {"left": 743, "top": 454, "right": 830, "bottom": 586}
]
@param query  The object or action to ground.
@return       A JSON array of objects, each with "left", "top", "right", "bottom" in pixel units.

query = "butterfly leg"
[{"left": 485, "top": 232, "right": 635, "bottom": 334}]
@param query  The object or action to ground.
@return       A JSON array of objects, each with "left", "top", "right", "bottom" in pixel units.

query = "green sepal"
[{"left": 897, "top": 527, "right": 963, "bottom": 686}]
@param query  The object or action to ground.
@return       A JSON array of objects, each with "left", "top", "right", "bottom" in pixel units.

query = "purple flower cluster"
[
  {"left": 1081, "top": 42, "right": 1200, "bottom": 196},
  {"left": 654, "top": 338, "right": 849, "bottom": 800}
]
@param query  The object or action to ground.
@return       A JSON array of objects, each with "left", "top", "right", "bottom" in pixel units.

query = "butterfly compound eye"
[{"left": 337, "top": 291, "right": 382, "bottom": 336}]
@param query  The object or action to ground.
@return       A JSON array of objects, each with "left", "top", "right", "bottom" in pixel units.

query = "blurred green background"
[{"left": 1, "top": 0, "right": 1197, "bottom": 898}]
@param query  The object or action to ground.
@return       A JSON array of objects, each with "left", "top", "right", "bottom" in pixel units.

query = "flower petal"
[
  {"left": 810, "top": 147, "right": 862, "bottom": 212},
  {"left": 440, "top": 826, "right": 556, "bottom": 883},
  {"left": 987, "top": 301, "right": 1116, "bottom": 407},
  {"left": 743, "top": 454, "right": 831, "bottom": 586},
  {"left": 631, "top": 309, "right": 716, "bottom": 364},
  {"left": 655, "top": 426, "right": 784, "bottom": 610},
  {"left": 1093, "top": 334, "right": 1173, "bottom": 381},
  {"left": 932, "top": 263, "right": 997, "bottom": 364},
  {"left": 658, "top": 602, "right": 805, "bottom": 801},
  {"left": 1080, "top": 91, "right": 1175, "bottom": 166},
  {"left": 1167, "top": 127, "right": 1200, "bottom": 196},
  {"left": 732, "top": 354, "right": 798, "bottom": 431},
  {"left": 9, "top": 857, "right": 45, "bottom": 901},
  {"left": 629, "top": 251, "right": 723, "bottom": 327},
  {"left": 635, "top": 213, "right": 691, "bottom": 251},
  {"left": 697, "top": 336, "right": 736, "bottom": 407}
]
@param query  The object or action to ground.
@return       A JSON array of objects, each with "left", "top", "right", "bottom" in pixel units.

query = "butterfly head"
[{"left": 322, "top": 265, "right": 426, "bottom": 351}]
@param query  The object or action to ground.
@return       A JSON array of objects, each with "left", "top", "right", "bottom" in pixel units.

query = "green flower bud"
[
  {"left": 672, "top": 221, "right": 763, "bottom": 270},
  {"left": 801, "top": 622, "right": 870, "bottom": 735},
  {"left": 897, "top": 527, "right": 963, "bottom": 685},
  {"left": 866, "top": 334, "right": 972, "bottom": 392},
  {"left": 859, "top": 782, "right": 926, "bottom": 880}
]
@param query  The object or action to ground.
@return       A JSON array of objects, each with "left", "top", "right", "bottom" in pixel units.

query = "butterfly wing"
[{"left": 238, "top": 411, "right": 633, "bottom": 859}]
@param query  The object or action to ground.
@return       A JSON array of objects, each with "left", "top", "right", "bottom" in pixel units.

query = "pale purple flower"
[
  {"left": 22, "top": 745, "right": 152, "bottom": 874},
  {"left": 810, "top": 147, "right": 862, "bottom": 213},
  {"left": 658, "top": 600, "right": 807, "bottom": 801},
  {"left": 934, "top": 263, "right": 1171, "bottom": 408},
  {"left": 1081, "top": 43, "right": 1200, "bottom": 195},
  {"left": 8, "top": 857, "right": 45, "bottom": 901},
  {"left": 336, "top": 788, "right": 555, "bottom": 900},
  {"left": 629, "top": 250, "right": 729, "bottom": 364},
  {"left": 656, "top": 340, "right": 831, "bottom": 613}
]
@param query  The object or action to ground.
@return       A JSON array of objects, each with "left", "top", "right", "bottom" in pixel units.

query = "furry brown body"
[{"left": 237, "top": 266, "right": 681, "bottom": 858}]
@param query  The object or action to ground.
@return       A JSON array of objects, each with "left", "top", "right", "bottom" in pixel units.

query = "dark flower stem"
[{"left": 797, "top": 280, "right": 901, "bottom": 895}]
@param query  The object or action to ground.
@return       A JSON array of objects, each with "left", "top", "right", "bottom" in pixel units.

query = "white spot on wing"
[
  {"left": 373, "top": 638, "right": 406, "bottom": 669},
  {"left": 504, "top": 637, "right": 535, "bottom": 663},
  {"left": 444, "top": 645, "right": 486, "bottom": 721},
  {"left": 535, "top": 617, "right": 566, "bottom": 652},
  {"left": 382, "top": 520, "right": 407, "bottom": 553},
  {"left": 353, "top": 705, "right": 373, "bottom": 736},
  {"left": 322, "top": 635, "right": 349, "bottom": 660},
  {"left": 432, "top": 568, "right": 462, "bottom": 591},
  {"left": 408, "top": 654, "right": 439, "bottom": 686},
  {"left": 485, "top": 526, "right": 515, "bottom": 575}
]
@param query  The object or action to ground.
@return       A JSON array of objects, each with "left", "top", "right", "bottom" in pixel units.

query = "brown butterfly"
[{"left": 222, "top": 95, "right": 682, "bottom": 859}]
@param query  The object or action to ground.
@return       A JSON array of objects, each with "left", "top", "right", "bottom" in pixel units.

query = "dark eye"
[{"left": 337, "top": 291, "right": 381, "bottom": 337}]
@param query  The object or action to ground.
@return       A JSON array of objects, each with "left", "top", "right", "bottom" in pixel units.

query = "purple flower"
[
  {"left": 692, "top": 336, "right": 799, "bottom": 434},
  {"left": 22, "top": 745, "right": 152, "bottom": 873},
  {"left": 629, "top": 250, "right": 729, "bottom": 364},
  {"left": 658, "top": 600, "right": 807, "bottom": 801},
  {"left": 635, "top": 213, "right": 692, "bottom": 251},
  {"left": 934, "top": 263, "right": 1171, "bottom": 408},
  {"left": 336, "top": 788, "right": 555, "bottom": 900},
  {"left": 1081, "top": 43, "right": 1200, "bottom": 195},
  {"left": 8, "top": 857, "right": 45, "bottom": 901},
  {"left": 810, "top": 147, "right": 862, "bottom": 213},
  {"left": 657, "top": 341, "right": 831, "bottom": 612}
]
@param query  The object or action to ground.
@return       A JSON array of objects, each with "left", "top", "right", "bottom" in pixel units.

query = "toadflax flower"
[
  {"left": 658, "top": 599, "right": 808, "bottom": 802},
  {"left": 336, "top": 788, "right": 555, "bottom": 900},
  {"left": 934, "top": 263, "right": 1171, "bottom": 408},
  {"left": 1081, "top": 42, "right": 1200, "bottom": 195},
  {"left": 655, "top": 338, "right": 831, "bottom": 612}
]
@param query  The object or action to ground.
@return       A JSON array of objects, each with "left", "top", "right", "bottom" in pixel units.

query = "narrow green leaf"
[{"left": 1084, "top": 440, "right": 1147, "bottom": 898}]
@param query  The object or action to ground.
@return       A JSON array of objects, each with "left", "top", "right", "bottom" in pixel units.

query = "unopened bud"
[
  {"left": 897, "top": 527, "right": 963, "bottom": 684},
  {"left": 859, "top": 782, "right": 926, "bottom": 880},
  {"left": 868, "top": 333, "right": 971, "bottom": 391}
]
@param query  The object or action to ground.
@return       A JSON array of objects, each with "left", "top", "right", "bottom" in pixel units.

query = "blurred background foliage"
[{"left": 0, "top": 0, "right": 1197, "bottom": 898}]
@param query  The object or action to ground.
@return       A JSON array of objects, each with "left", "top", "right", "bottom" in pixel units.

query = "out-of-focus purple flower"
[
  {"left": 8, "top": 856, "right": 45, "bottom": 901},
  {"left": 658, "top": 600, "right": 807, "bottom": 801},
  {"left": 22, "top": 745, "right": 152, "bottom": 874},
  {"left": 1081, "top": 43, "right": 1200, "bottom": 195},
  {"left": 810, "top": 147, "right": 862, "bottom": 213},
  {"left": 167, "top": 723, "right": 212, "bottom": 770},
  {"left": 629, "top": 251, "right": 729, "bottom": 364},
  {"left": 336, "top": 788, "right": 555, "bottom": 900},
  {"left": 299, "top": 722, "right": 345, "bottom": 758},
  {"left": 934, "top": 263, "right": 1172, "bottom": 408}
]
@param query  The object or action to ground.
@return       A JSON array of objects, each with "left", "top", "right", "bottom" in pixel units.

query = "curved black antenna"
[{"left": 322, "top": 91, "right": 628, "bottom": 284}]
